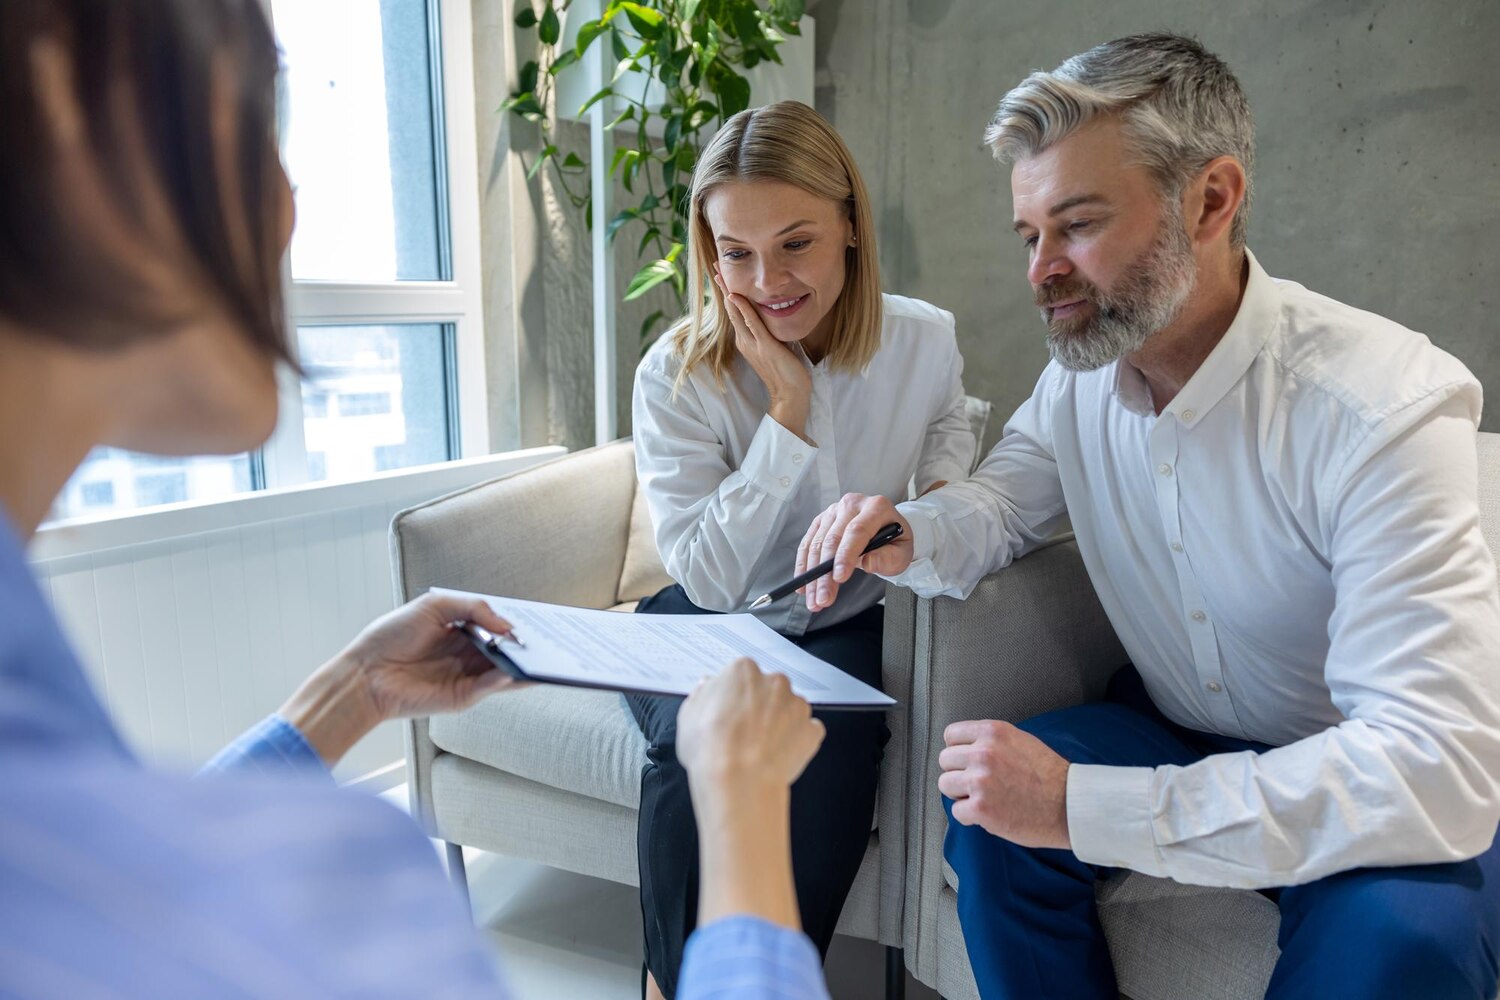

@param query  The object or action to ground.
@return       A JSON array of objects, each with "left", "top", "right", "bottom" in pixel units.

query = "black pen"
[
  {"left": 748, "top": 522, "right": 904, "bottom": 611},
  {"left": 450, "top": 620, "right": 527, "bottom": 650}
]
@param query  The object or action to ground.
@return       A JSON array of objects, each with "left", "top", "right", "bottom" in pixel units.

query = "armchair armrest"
[
  {"left": 889, "top": 536, "right": 1127, "bottom": 978},
  {"left": 390, "top": 441, "right": 639, "bottom": 833}
]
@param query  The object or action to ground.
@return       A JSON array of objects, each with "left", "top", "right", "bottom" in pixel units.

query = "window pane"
[
  {"left": 273, "top": 0, "right": 447, "bottom": 282},
  {"left": 298, "top": 324, "right": 454, "bottom": 483},
  {"left": 53, "top": 450, "right": 254, "bottom": 521}
]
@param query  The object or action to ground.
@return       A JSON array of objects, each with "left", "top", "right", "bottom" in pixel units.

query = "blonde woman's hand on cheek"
[
  {"left": 677, "top": 658, "right": 826, "bottom": 792},
  {"left": 796, "top": 494, "right": 914, "bottom": 612},
  {"left": 715, "top": 273, "right": 813, "bottom": 441}
]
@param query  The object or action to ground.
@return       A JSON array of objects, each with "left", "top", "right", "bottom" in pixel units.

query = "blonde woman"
[{"left": 629, "top": 100, "right": 976, "bottom": 999}]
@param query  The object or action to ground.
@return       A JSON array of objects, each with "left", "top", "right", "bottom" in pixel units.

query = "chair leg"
[
  {"left": 885, "top": 945, "right": 906, "bottom": 1000},
  {"left": 444, "top": 841, "right": 471, "bottom": 911}
]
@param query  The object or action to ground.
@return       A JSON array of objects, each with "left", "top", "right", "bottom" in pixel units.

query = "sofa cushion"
[
  {"left": 430, "top": 684, "right": 648, "bottom": 809},
  {"left": 617, "top": 473, "right": 674, "bottom": 604},
  {"left": 942, "top": 861, "right": 1279, "bottom": 1000}
]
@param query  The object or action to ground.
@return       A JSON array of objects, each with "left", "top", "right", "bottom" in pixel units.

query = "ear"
[{"left": 1186, "top": 156, "right": 1246, "bottom": 247}]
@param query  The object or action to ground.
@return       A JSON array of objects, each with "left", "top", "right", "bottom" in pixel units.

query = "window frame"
[
  {"left": 44, "top": 0, "right": 490, "bottom": 527},
  {"left": 260, "top": 0, "right": 489, "bottom": 490}
]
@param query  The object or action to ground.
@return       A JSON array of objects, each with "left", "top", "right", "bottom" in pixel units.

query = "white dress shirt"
[
  {"left": 891, "top": 251, "right": 1500, "bottom": 889},
  {"left": 634, "top": 293, "right": 975, "bottom": 635}
]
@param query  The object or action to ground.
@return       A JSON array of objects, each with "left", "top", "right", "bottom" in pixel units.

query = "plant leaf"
[
  {"left": 607, "top": 207, "right": 640, "bottom": 242},
  {"left": 526, "top": 144, "right": 557, "bottom": 180},
  {"left": 576, "top": 19, "right": 608, "bottom": 56},
  {"left": 605, "top": 104, "right": 636, "bottom": 130},
  {"left": 503, "top": 93, "right": 544, "bottom": 118},
  {"left": 611, "top": 28, "right": 631, "bottom": 61},
  {"left": 548, "top": 48, "right": 580, "bottom": 74},
  {"left": 716, "top": 73, "right": 750, "bottom": 118},
  {"left": 625, "top": 257, "right": 679, "bottom": 301},
  {"left": 576, "top": 86, "right": 614, "bottom": 117},
  {"left": 560, "top": 152, "right": 587, "bottom": 173},
  {"left": 617, "top": 2, "right": 665, "bottom": 33},
  {"left": 519, "top": 60, "right": 539, "bottom": 95},
  {"left": 638, "top": 226, "right": 661, "bottom": 258},
  {"left": 612, "top": 57, "right": 639, "bottom": 83},
  {"left": 639, "top": 309, "right": 666, "bottom": 349},
  {"left": 538, "top": 2, "right": 560, "bottom": 44},
  {"left": 732, "top": 6, "right": 761, "bottom": 43},
  {"left": 514, "top": 5, "right": 538, "bottom": 28},
  {"left": 610, "top": 147, "right": 640, "bottom": 176}
]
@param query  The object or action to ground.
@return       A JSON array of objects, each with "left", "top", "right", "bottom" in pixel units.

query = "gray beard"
[{"left": 1043, "top": 219, "right": 1198, "bottom": 373}]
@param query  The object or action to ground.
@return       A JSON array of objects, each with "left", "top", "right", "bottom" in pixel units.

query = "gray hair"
[{"left": 987, "top": 33, "right": 1255, "bottom": 249}]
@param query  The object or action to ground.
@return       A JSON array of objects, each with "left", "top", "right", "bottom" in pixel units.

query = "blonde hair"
[{"left": 670, "top": 100, "right": 882, "bottom": 393}]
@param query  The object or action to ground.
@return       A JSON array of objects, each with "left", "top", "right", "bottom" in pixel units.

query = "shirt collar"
[
  {"left": 1106, "top": 249, "right": 1280, "bottom": 424},
  {"left": 1160, "top": 249, "right": 1280, "bottom": 428},
  {"left": 1110, "top": 357, "right": 1155, "bottom": 416}
]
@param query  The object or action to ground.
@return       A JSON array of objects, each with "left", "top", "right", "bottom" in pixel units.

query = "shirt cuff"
[
  {"left": 740, "top": 414, "right": 817, "bottom": 503},
  {"left": 880, "top": 500, "right": 943, "bottom": 591},
  {"left": 678, "top": 916, "right": 829, "bottom": 1000},
  {"left": 199, "top": 713, "right": 329, "bottom": 778},
  {"left": 1066, "top": 763, "right": 1167, "bottom": 877}
]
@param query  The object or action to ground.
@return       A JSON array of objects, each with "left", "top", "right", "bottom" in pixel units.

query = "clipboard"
[{"left": 444, "top": 593, "right": 888, "bottom": 710}]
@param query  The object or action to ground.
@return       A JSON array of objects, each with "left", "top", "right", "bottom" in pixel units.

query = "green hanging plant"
[{"left": 501, "top": 0, "right": 805, "bottom": 349}]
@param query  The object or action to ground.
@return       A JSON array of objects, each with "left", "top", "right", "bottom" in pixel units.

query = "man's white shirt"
[
  {"left": 890, "top": 251, "right": 1500, "bottom": 888},
  {"left": 634, "top": 293, "right": 975, "bottom": 635}
]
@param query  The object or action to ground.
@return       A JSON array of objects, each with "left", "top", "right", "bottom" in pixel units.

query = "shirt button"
[
  {"left": 1206, "top": 680, "right": 1223, "bottom": 693},
  {"left": 779, "top": 476, "right": 791, "bottom": 488},
  {"left": 1191, "top": 610, "right": 1207, "bottom": 622},
  {"left": 1158, "top": 463, "right": 1173, "bottom": 476},
  {"left": 792, "top": 453, "right": 804, "bottom": 465},
  {"left": 1181, "top": 409, "right": 1196, "bottom": 421},
  {"left": 1171, "top": 541, "right": 1184, "bottom": 552}
]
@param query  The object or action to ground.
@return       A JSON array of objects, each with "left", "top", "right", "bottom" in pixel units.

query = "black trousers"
[{"left": 624, "top": 584, "right": 889, "bottom": 999}]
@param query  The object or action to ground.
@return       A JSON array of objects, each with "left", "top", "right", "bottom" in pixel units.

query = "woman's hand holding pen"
[
  {"left": 714, "top": 272, "right": 813, "bottom": 443},
  {"left": 797, "top": 494, "right": 915, "bottom": 612},
  {"left": 279, "top": 592, "right": 524, "bottom": 767}
]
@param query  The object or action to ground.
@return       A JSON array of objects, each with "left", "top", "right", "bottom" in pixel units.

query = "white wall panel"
[{"left": 31, "top": 447, "right": 565, "bottom": 784}]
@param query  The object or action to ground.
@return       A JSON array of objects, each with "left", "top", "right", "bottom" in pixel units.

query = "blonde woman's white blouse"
[{"left": 633, "top": 293, "right": 974, "bottom": 636}]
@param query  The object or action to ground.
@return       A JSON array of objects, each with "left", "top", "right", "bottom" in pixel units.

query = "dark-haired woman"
[{"left": 0, "top": 3, "right": 831, "bottom": 997}]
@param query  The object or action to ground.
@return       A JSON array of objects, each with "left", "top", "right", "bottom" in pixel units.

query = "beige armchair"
[
  {"left": 391, "top": 440, "right": 915, "bottom": 997},
  {"left": 887, "top": 430, "right": 1500, "bottom": 1000}
]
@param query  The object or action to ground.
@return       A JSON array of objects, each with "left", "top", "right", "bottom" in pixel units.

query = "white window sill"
[{"left": 33, "top": 446, "right": 566, "bottom": 562}]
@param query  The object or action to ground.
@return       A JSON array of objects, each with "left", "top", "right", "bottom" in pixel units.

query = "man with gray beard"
[{"left": 794, "top": 33, "right": 1500, "bottom": 1000}]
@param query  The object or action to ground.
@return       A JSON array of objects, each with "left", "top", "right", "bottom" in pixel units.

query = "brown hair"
[
  {"left": 671, "top": 100, "right": 882, "bottom": 392},
  {"left": 0, "top": 0, "right": 291, "bottom": 362}
]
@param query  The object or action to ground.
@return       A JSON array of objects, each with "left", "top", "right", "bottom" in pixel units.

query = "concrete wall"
[
  {"left": 471, "top": 1, "right": 676, "bottom": 451},
  {"left": 812, "top": 0, "right": 1500, "bottom": 440}
]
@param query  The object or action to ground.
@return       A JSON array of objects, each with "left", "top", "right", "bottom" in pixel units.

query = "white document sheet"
[{"left": 434, "top": 589, "right": 895, "bottom": 710}]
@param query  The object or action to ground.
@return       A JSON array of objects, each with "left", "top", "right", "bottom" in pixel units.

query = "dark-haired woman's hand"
[
  {"left": 278, "top": 592, "right": 524, "bottom": 767},
  {"left": 716, "top": 276, "right": 814, "bottom": 442}
]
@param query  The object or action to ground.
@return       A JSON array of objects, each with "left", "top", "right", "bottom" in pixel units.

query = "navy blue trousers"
[
  {"left": 625, "top": 584, "right": 889, "bottom": 999},
  {"left": 944, "top": 667, "right": 1500, "bottom": 1000}
]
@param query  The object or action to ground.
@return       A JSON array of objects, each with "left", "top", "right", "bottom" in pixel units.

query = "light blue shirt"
[{"left": 0, "top": 509, "right": 828, "bottom": 999}]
